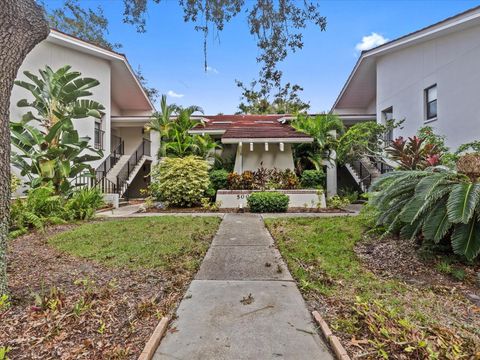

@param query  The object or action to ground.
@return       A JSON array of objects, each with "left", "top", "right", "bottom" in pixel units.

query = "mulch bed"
[
  {"left": 1, "top": 225, "right": 197, "bottom": 359},
  {"left": 144, "top": 207, "right": 350, "bottom": 214},
  {"left": 355, "top": 235, "right": 480, "bottom": 297}
]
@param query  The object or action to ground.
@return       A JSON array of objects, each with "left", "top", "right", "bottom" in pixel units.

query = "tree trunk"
[{"left": 0, "top": 1, "right": 49, "bottom": 295}]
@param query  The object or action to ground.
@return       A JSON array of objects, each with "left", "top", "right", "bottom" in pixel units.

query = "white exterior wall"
[
  {"left": 115, "top": 127, "right": 146, "bottom": 154},
  {"left": 233, "top": 143, "right": 295, "bottom": 173},
  {"left": 376, "top": 24, "right": 480, "bottom": 150},
  {"left": 10, "top": 41, "right": 112, "bottom": 169}
]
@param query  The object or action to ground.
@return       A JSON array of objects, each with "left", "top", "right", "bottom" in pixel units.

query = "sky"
[{"left": 44, "top": 0, "right": 479, "bottom": 114}]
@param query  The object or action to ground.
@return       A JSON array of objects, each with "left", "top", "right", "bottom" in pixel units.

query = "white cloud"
[
  {"left": 167, "top": 90, "right": 184, "bottom": 98},
  {"left": 206, "top": 66, "right": 219, "bottom": 74},
  {"left": 355, "top": 32, "right": 388, "bottom": 52}
]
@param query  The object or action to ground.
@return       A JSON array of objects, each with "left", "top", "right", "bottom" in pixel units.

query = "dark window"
[
  {"left": 381, "top": 107, "right": 394, "bottom": 142},
  {"left": 94, "top": 122, "right": 104, "bottom": 150},
  {"left": 425, "top": 84, "right": 437, "bottom": 120}
]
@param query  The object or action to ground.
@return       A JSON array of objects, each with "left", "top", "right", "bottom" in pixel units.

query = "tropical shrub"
[
  {"left": 209, "top": 169, "right": 229, "bottom": 190},
  {"left": 292, "top": 113, "right": 345, "bottom": 171},
  {"left": 326, "top": 195, "right": 351, "bottom": 209},
  {"left": 65, "top": 188, "right": 104, "bottom": 220},
  {"left": 337, "top": 120, "right": 399, "bottom": 164},
  {"left": 386, "top": 136, "right": 441, "bottom": 170},
  {"left": 9, "top": 185, "right": 105, "bottom": 237},
  {"left": 150, "top": 156, "right": 210, "bottom": 207},
  {"left": 146, "top": 95, "right": 221, "bottom": 161},
  {"left": 10, "top": 174, "right": 21, "bottom": 194},
  {"left": 417, "top": 126, "right": 449, "bottom": 154},
  {"left": 247, "top": 192, "right": 289, "bottom": 213},
  {"left": 300, "top": 170, "right": 325, "bottom": 188},
  {"left": 10, "top": 65, "right": 104, "bottom": 194},
  {"left": 10, "top": 185, "right": 66, "bottom": 234},
  {"left": 370, "top": 163, "right": 480, "bottom": 261},
  {"left": 227, "top": 168, "right": 299, "bottom": 190}
]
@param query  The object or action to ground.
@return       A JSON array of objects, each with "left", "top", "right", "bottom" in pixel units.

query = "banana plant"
[
  {"left": 370, "top": 165, "right": 480, "bottom": 261},
  {"left": 10, "top": 65, "right": 104, "bottom": 194}
]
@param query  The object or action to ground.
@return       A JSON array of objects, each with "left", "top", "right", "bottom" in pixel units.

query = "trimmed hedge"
[
  {"left": 300, "top": 169, "right": 325, "bottom": 189},
  {"left": 150, "top": 156, "right": 210, "bottom": 207},
  {"left": 247, "top": 191, "right": 289, "bottom": 213}
]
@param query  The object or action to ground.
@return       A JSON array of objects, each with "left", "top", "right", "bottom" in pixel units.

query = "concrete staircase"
[
  {"left": 106, "top": 155, "right": 130, "bottom": 184},
  {"left": 116, "top": 155, "right": 150, "bottom": 196},
  {"left": 345, "top": 157, "right": 383, "bottom": 192}
]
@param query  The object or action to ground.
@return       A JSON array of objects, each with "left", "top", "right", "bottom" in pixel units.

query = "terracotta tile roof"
[{"left": 191, "top": 115, "right": 312, "bottom": 141}]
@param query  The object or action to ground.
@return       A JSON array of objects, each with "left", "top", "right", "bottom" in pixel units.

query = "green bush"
[
  {"left": 300, "top": 170, "right": 325, "bottom": 188},
  {"left": 209, "top": 169, "right": 229, "bottom": 190},
  {"left": 247, "top": 192, "right": 289, "bottom": 213},
  {"left": 65, "top": 188, "right": 104, "bottom": 220},
  {"left": 10, "top": 185, "right": 66, "bottom": 234},
  {"left": 326, "top": 195, "right": 351, "bottom": 209},
  {"left": 9, "top": 185, "right": 105, "bottom": 237},
  {"left": 370, "top": 166, "right": 480, "bottom": 261},
  {"left": 150, "top": 156, "right": 210, "bottom": 207}
]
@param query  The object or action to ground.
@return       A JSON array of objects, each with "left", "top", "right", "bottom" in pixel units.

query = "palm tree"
[
  {"left": 145, "top": 94, "right": 178, "bottom": 136},
  {"left": 291, "top": 114, "right": 345, "bottom": 171}
]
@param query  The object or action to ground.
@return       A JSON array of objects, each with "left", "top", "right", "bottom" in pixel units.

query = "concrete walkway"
[{"left": 154, "top": 214, "right": 333, "bottom": 360}]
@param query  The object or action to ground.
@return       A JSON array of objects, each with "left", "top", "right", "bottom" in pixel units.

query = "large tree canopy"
[
  {"left": 47, "top": 0, "right": 122, "bottom": 51},
  {"left": 122, "top": 0, "right": 327, "bottom": 94}
]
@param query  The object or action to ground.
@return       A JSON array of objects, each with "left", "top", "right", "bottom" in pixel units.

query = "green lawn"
[
  {"left": 265, "top": 216, "right": 479, "bottom": 359},
  {"left": 49, "top": 216, "right": 221, "bottom": 270}
]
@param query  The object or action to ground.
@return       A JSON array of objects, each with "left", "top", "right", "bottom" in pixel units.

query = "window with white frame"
[
  {"left": 425, "top": 84, "right": 437, "bottom": 120},
  {"left": 381, "top": 107, "right": 393, "bottom": 143}
]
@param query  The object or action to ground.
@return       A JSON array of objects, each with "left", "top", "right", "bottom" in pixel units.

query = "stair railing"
[
  {"left": 116, "top": 138, "right": 151, "bottom": 196},
  {"left": 72, "top": 139, "right": 124, "bottom": 193},
  {"left": 351, "top": 159, "right": 373, "bottom": 190}
]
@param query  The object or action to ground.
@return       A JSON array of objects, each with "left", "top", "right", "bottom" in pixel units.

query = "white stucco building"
[
  {"left": 10, "top": 29, "right": 158, "bottom": 200},
  {"left": 332, "top": 6, "right": 480, "bottom": 150}
]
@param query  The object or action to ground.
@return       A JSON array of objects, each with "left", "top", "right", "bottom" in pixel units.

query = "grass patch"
[
  {"left": 265, "top": 216, "right": 479, "bottom": 359},
  {"left": 49, "top": 216, "right": 221, "bottom": 270}
]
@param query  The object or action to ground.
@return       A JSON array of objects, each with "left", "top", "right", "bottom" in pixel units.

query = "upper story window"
[
  {"left": 425, "top": 84, "right": 437, "bottom": 120},
  {"left": 94, "top": 121, "right": 104, "bottom": 150},
  {"left": 381, "top": 107, "right": 393, "bottom": 143}
]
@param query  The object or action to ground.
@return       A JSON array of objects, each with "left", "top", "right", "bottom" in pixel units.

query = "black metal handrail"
[
  {"left": 374, "top": 161, "right": 394, "bottom": 174},
  {"left": 72, "top": 172, "right": 117, "bottom": 194},
  {"left": 116, "top": 138, "right": 151, "bottom": 194},
  {"left": 352, "top": 159, "right": 372, "bottom": 189},
  {"left": 95, "top": 140, "right": 124, "bottom": 182}
]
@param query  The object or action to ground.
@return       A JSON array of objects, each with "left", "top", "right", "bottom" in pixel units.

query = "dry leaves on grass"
[{"left": 1, "top": 225, "right": 197, "bottom": 359}]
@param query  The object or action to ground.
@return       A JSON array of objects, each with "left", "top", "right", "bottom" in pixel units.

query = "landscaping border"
[
  {"left": 217, "top": 189, "right": 326, "bottom": 209},
  {"left": 138, "top": 316, "right": 171, "bottom": 360},
  {"left": 312, "top": 311, "right": 351, "bottom": 360}
]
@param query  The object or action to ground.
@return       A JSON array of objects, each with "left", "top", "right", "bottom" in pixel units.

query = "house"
[
  {"left": 10, "top": 29, "right": 159, "bottom": 201},
  {"left": 332, "top": 5, "right": 480, "bottom": 192},
  {"left": 189, "top": 115, "right": 311, "bottom": 171},
  {"left": 189, "top": 114, "right": 339, "bottom": 197},
  {"left": 332, "top": 5, "right": 480, "bottom": 150}
]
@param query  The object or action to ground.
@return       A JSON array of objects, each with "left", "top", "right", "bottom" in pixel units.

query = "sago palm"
[{"left": 370, "top": 166, "right": 480, "bottom": 261}]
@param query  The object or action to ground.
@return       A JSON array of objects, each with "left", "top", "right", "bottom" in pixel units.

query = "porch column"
[
  {"left": 326, "top": 130, "right": 338, "bottom": 197},
  {"left": 150, "top": 131, "right": 161, "bottom": 165}
]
